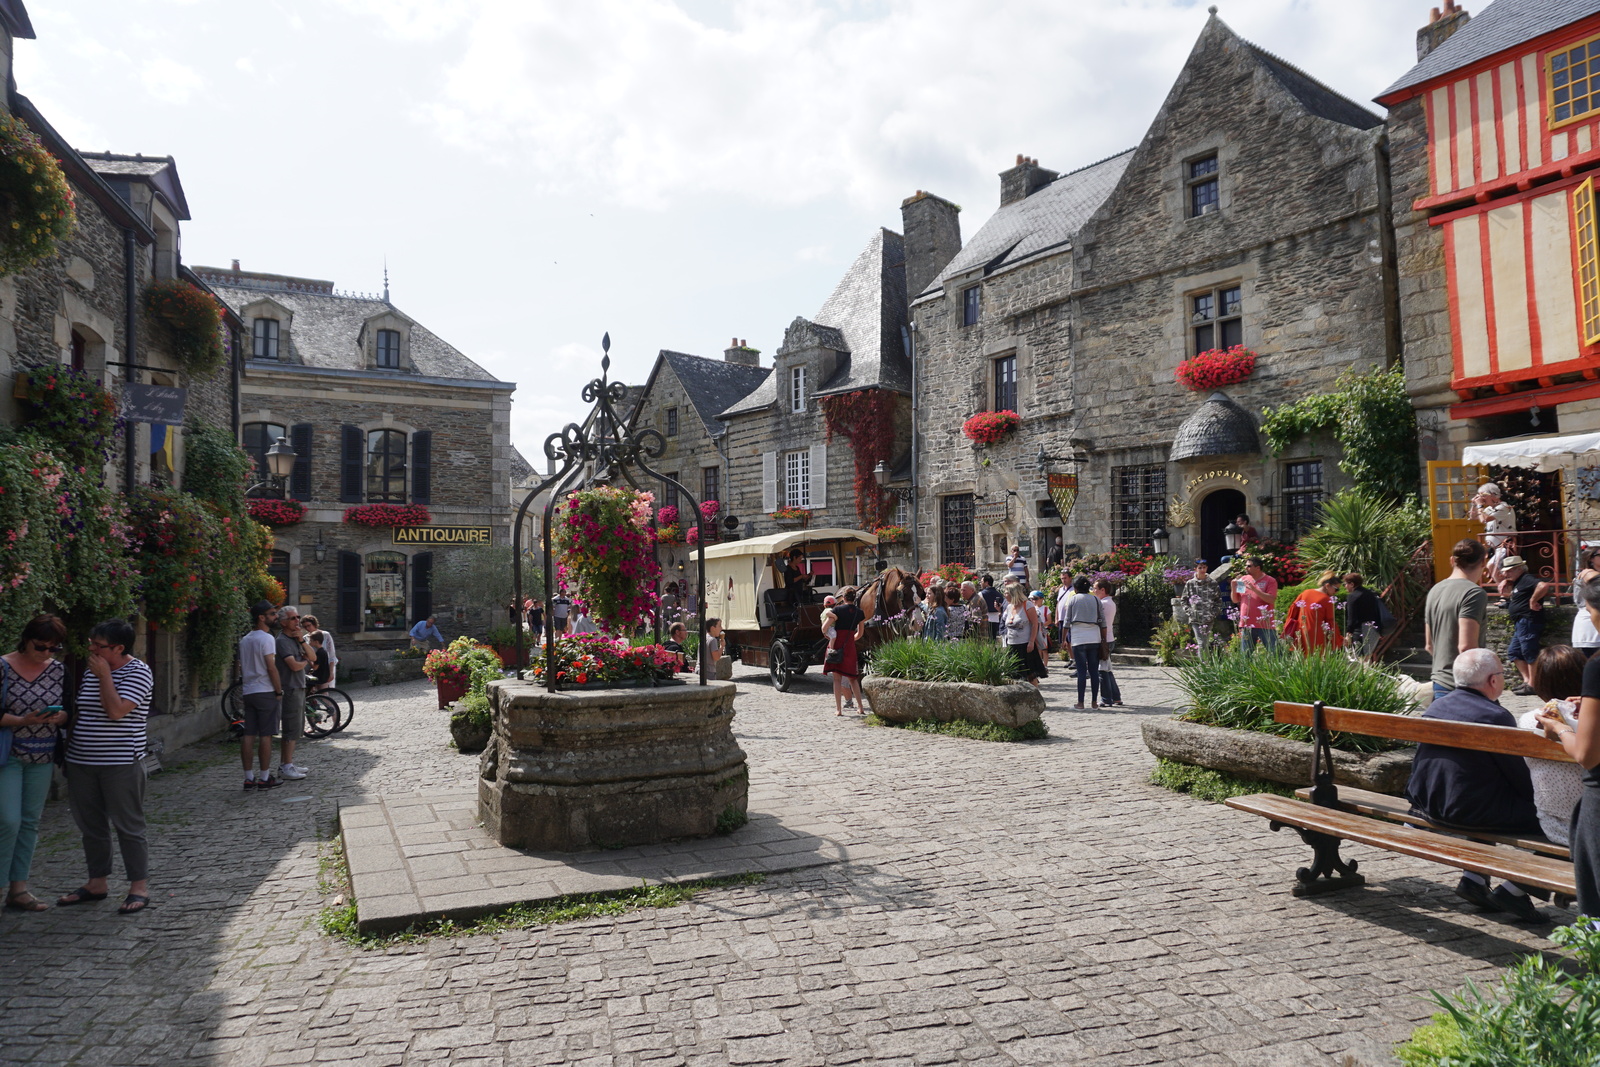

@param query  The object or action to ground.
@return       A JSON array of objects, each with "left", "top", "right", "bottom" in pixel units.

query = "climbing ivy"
[{"left": 1261, "top": 368, "right": 1419, "bottom": 501}]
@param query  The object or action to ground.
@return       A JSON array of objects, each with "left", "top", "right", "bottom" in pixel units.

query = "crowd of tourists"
[{"left": 236, "top": 601, "right": 335, "bottom": 791}]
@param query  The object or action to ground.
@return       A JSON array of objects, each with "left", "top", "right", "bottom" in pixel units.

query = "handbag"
[
  {"left": 0, "top": 660, "right": 11, "bottom": 768},
  {"left": 825, "top": 647, "right": 844, "bottom": 665}
]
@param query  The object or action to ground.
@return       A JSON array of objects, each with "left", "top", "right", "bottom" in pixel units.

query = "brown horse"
[{"left": 856, "top": 566, "right": 923, "bottom": 627}]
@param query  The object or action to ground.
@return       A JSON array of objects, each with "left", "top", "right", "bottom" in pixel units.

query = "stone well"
[
  {"left": 862, "top": 677, "right": 1045, "bottom": 729},
  {"left": 479, "top": 678, "right": 747, "bottom": 851}
]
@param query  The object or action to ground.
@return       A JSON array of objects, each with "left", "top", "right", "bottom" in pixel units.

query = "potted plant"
[
  {"left": 1175, "top": 345, "right": 1257, "bottom": 391},
  {"left": 962, "top": 410, "right": 1020, "bottom": 445},
  {"left": 246, "top": 498, "right": 305, "bottom": 526},
  {"left": 483, "top": 623, "right": 521, "bottom": 668},
  {"left": 449, "top": 691, "right": 493, "bottom": 753},
  {"left": 771, "top": 505, "right": 811, "bottom": 527},
  {"left": 873, "top": 524, "right": 909, "bottom": 544},
  {"left": 423, "top": 636, "right": 501, "bottom": 708}
]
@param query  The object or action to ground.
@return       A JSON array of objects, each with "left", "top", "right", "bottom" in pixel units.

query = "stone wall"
[{"left": 629, "top": 359, "right": 728, "bottom": 560}]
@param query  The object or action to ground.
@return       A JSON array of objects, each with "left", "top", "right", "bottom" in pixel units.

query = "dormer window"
[
  {"left": 1187, "top": 155, "right": 1219, "bottom": 217},
  {"left": 790, "top": 366, "right": 807, "bottom": 413},
  {"left": 252, "top": 318, "right": 280, "bottom": 361},
  {"left": 376, "top": 329, "right": 401, "bottom": 369}
]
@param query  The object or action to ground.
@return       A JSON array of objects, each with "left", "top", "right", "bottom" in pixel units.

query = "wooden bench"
[{"left": 1224, "top": 701, "right": 1578, "bottom": 901}]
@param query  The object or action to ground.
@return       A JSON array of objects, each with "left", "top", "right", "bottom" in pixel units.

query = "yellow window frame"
[
  {"left": 1548, "top": 32, "right": 1600, "bottom": 130},
  {"left": 1577, "top": 177, "right": 1600, "bottom": 346}
]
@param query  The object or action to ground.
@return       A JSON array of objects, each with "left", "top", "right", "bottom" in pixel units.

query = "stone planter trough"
[
  {"left": 479, "top": 678, "right": 746, "bottom": 851},
  {"left": 450, "top": 715, "right": 492, "bottom": 754},
  {"left": 862, "top": 677, "right": 1045, "bottom": 729},
  {"left": 369, "top": 655, "right": 426, "bottom": 687},
  {"left": 1142, "top": 717, "right": 1414, "bottom": 793}
]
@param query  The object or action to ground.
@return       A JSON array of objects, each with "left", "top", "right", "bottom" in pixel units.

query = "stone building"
[
  {"left": 1379, "top": 0, "right": 1600, "bottom": 575},
  {"left": 197, "top": 264, "right": 517, "bottom": 673},
  {"left": 0, "top": 2, "right": 245, "bottom": 742},
  {"left": 911, "top": 13, "right": 1396, "bottom": 570},
  {"left": 627, "top": 345, "right": 770, "bottom": 575}
]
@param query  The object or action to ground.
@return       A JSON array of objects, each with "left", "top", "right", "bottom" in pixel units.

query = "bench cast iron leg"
[{"left": 1268, "top": 820, "right": 1366, "bottom": 897}]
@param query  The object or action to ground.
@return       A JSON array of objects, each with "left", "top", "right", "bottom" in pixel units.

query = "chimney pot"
[
  {"left": 231, "top": 259, "right": 241, "bottom": 271},
  {"left": 1418, "top": 1, "right": 1468, "bottom": 58}
]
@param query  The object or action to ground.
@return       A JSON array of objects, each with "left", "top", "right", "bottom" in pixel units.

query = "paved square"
[{"left": 0, "top": 662, "right": 1571, "bottom": 1066}]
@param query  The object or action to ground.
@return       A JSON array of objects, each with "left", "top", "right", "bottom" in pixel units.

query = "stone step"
[{"left": 1111, "top": 649, "right": 1159, "bottom": 666}]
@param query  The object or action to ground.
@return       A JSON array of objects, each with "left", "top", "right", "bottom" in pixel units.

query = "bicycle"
[{"left": 221, "top": 682, "right": 347, "bottom": 739}]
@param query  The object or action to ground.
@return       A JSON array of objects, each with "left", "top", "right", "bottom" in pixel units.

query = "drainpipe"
[
  {"left": 230, "top": 321, "right": 241, "bottom": 434},
  {"left": 907, "top": 321, "right": 920, "bottom": 570},
  {"left": 123, "top": 226, "right": 137, "bottom": 491}
]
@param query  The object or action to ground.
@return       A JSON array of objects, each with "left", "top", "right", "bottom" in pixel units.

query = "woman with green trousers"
[{"left": 0, "top": 615, "right": 68, "bottom": 912}]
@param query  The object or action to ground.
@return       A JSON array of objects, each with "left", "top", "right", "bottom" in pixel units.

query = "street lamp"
[
  {"left": 872, "top": 460, "right": 914, "bottom": 502},
  {"left": 1223, "top": 521, "right": 1243, "bottom": 553},
  {"left": 246, "top": 436, "right": 297, "bottom": 497},
  {"left": 1150, "top": 526, "right": 1170, "bottom": 555},
  {"left": 313, "top": 530, "right": 328, "bottom": 564}
]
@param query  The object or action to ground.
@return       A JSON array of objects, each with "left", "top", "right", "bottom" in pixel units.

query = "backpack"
[{"left": 1375, "top": 594, "right": 1397, "bottom": 633}]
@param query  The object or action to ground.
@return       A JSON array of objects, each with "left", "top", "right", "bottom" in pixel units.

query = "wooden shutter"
[
  {"left": 761, "top": 452, "right": 778, "bottom": 513},
  {"left": 411, "top": 552, "right": 433, "bottom": 624},
  {"left": 289, "top": 423, "right": 313, "bottom": 501},
  {"left": 1576, "top": 178, "right": 1600, "bottom": 345},
  {"left": 808, "top": 443, "right": 827, "bottom": 509},
  {"left": 1426, "top": 461, "right": 1489, "bottom": 582},
  {"left": 340, "top": 425, "right": 364, "bottom": 503},
  {"left": 411, "top": 431, "right": 432, "bottom": 504},
  {"left": 336, "top": 551, "right": 362, "bottom": 632}
]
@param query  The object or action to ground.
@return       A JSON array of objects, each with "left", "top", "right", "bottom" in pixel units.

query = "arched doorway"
[{"left": 1199, "top": 488, "right": 1247, "bottom": 566}]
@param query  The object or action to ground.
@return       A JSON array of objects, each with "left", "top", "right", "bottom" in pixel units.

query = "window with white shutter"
[
  {"left": 808, "top": 442, "right": 827, "bottom": 509},
  {"left": 785, "top": 449, "right": 810, "bottom": 508},
  {"left": 761, "top": 452, "right": 778, "bottom": 513}
]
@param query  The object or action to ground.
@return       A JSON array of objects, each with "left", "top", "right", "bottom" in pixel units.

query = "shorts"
[
  {"left": 1507, "top": 615, "right": 1542, "bottom": 662},
  {"left": 280, "top": 688, "right": 307, "bottom": 738},
  {"left": 241, "top": 691, "right": 281, "bottom": 737}
]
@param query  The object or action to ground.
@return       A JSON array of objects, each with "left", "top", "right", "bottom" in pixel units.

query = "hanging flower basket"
[
  {"left": 1175, "top": 345, "right": 1257, "bottom": 391},
  {"left": 656, "top": 505, "right": 680, "bottom": 526},
  {"left": 772, "top": 505, "right": 811, "bottom": 526},
  {"left": 0, "top": 109, "right": 76, "bottom": 276},
  {"left": 143, "top": 280, "right": 228, "bottom": 378},
  {"left": 552, "top": 486, "right": 661, "bottom": 632},
  {"left": 699, "top": 500, "right": 721, "bottom": 522},
  {"left": 246, "top": 498, "right": 305, "bottom": 526},
  {"left": 656, "top": 523, "right": 682, "bottom": 544},
  {"left": 962, "top": 410, "right": 1020, "bottom": 445},
  {"left": 13, "top": 366, "right": 120, "bottom": 466},
  {"left": 873, "top": 524, "right": 909, "bottom": 543},
  {"left": 343, "top": 503, "right": 431, "bottom": 528}
]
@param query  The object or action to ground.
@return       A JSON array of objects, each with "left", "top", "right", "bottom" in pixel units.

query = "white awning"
[{"left": 1460, "top": 431, "right": 1600, "bottom": 473}]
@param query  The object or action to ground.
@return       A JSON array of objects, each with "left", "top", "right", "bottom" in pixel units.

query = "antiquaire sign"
[{"left": 392, "top": 525, "right": 493, "bottom": 546}]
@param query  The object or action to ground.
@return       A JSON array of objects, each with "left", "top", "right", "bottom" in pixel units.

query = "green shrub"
[
  {"left": 1172, "top": 645, "right": 1416, "bottom": 752},
  {"left": 866, "top": 637, "right": 1018, "bottom": 686},
  {"left": 1153, "top": 617, "right": 1193, "bottom": 666},
  {"left": 483, "top": 624, "right": 521, "bottom": 647},
  {"left": 1396, "top": 918, "right": 1600, "bottom": 1067},
  {"left": 865, "top": 714, "right": 1048, "bottom": 742},
  {"left": 1149, "top": 758, "right": 1295, "bottom": 803},
  {"left": 450, "top": 690, "right": 491, "bottom": 731}
]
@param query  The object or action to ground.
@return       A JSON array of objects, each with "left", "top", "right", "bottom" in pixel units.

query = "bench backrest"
[{"left": 1273, "top": 701, "right": 1573, "bottom": 763}]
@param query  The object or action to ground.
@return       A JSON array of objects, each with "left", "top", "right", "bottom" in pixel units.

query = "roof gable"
[
  {"left": 810, "top": 228, "right": 909, "bottom": 395},
  {"left": 1380, "top": 0, "right": 1600, "bottom": 101},
  {"left": 657, "top": 350, "right": 771, "bottom": 435}
]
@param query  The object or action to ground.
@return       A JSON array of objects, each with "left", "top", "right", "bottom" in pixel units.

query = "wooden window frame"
[
  {"left": 366, "top": 428, "right": 408, "bottom": 503},
  {"left": 1190, "top": 284, "right": 1243, "bottom": 356},
  {"left": 784, "top": 449, "right": 810, "bottom": 508},
  {"left": 252, "top": 318, "right": 280, "bottom": 361},
  {"left": 376, "top": 329, "right": 401, "bottom": 369},
  {"left": 1577, "top": 177, "right": 1600, "bottom": 345},
  {"left": 992, "top": 354, "right": 1018, "bottom": 414},
  {"left": 962, "top": 286, "right": 980, "bottom": 327},
  {"left": 1548, "top": 32, "right": 1600, "bottom": 130},
  {"left": 1186, "top": 154, "right": 1220, "bottom": 219}
]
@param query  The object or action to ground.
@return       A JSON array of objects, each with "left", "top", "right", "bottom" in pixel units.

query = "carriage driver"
[{"left": 782, "top": 547, "right": 815, "bottom": 606}]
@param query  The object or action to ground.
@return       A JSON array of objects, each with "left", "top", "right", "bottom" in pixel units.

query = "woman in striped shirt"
[{"left": 56, "top": 619, "right": 155, "bottom": 915}]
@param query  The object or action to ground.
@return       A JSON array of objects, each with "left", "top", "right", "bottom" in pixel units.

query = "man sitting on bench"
[{"left": 1407, "top": 648, "right": 1546, "bottom": 922}]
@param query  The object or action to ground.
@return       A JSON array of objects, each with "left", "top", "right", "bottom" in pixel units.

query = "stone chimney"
[
  {"left": 724, "top": 337, "right": 759, "bottom": 366},
  {"left": 999, "top": 155, "right": 1059, "bottom": 208},
  {"left": 900, "top": 190, "right": 962, "bottom": 300},
  {"left": 1417, "top": 0, "right": 1469, "bottom": 61}
]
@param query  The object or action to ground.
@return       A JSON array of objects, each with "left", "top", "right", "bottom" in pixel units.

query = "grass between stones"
[
  {"left": 1148, "top": 757, "right": 1294, "bottom": 803},
  {"left": 315, "top": 840, "right": 765, "bottom": 947},
  {"left": 863, "top": 713, "right": 1048, "bottom": 742}
]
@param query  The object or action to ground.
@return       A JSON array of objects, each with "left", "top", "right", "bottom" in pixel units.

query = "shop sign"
[
  {"left": 974, "top": 500, "right": 1010, "bottom": 526},
  {"left": 391, "top": 525, "right": 493, "bottom": 545},
  {"left": 1046, "top": 472, "right": 1078, "bottom": 521},
  {"left": 1184, "top": 469, "right": 1250, "bottom": 494},
  {"left": 122, "top": 383, "right": 186, "bottom": 424}
]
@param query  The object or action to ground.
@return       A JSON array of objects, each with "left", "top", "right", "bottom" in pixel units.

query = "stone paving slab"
[{"left": 342, "top": 791, "right": 876, "bottom": 933}]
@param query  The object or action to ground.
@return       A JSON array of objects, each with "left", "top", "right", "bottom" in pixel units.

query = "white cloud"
[
  {"left": 141, "top": 57, "right": 204, "bottom": 104},
  {"left": 353, "top": 0, "right": 1418, "bottom": 212}
]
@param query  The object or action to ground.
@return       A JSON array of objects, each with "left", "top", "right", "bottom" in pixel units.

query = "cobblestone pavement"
[{"left": 0, "top": 660, "right": 1569, "bottom": 1066}]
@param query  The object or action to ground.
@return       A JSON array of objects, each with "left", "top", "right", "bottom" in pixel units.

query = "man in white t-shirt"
[
  {"left": 238, "top": 600, "right": 282, "bottom": 790},
  {"left": 1473, "top": 483, "right": 1517, "bottom": 584}
]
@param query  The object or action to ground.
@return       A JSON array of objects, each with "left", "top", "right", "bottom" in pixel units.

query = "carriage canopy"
[{"left": 700, "top": 528, "right": 879, "bottom": 632}]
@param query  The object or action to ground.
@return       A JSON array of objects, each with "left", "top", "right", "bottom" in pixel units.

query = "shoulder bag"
[{"left": 0, "top": 659, "right": 12, "bottom": 767}]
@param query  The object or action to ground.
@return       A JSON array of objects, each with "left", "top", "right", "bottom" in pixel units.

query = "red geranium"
[
  {"left": 1175, "top": 345, "right": 1256, "bottom": 391},
  {"left": 246, "top": 498, "right": 305, "bottom": 526},
  {"left": 343, "top": 503, "right": 431, "bottom": 527},
  {"left": 962, "top": 410, "right": 1021, "bottom": 445}
]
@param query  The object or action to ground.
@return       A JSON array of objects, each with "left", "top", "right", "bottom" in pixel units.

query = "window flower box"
[
  {"left": 656, "top": 523, "right": 682, "bottom": 544},
  {"left": 246, "top": 498, "right": 305, "bottom": 526},
  {"left": 1175, "top": 345, "right": 1256, "bottom": 391},
  {"left": 343, "top": 503, "right": 431, "bottom": 528},
  {"left": 962, "top": 410, "right": 1020, "bottom": 445},
  {"left": 771, "top": 506, "right": 811, "bottom": 526},
  {"left": 873, "top": 524, "right": 909, "bottom": 543}
]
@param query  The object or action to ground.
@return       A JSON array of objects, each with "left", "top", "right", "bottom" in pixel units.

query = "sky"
[{"left": 15, "top": 0, "right": 1427, "bottom": 469}]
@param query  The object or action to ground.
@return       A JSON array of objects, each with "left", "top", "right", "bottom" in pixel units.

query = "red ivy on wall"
[{"left": 818, "top": 389, "right": 898, "bottom": 530}]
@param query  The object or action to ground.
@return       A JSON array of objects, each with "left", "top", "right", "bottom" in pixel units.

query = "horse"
[{"left": 856, "top": 566, "right": 924, "bottom": 632}]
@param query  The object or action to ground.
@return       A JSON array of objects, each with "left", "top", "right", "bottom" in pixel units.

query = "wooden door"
[{"left": 1427, "top": 461, "right": 1488, "bottom": 581}]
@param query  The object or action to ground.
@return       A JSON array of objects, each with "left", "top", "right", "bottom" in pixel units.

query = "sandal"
[
  {"left": 57, "top": 886, "right": 108, "bottom": 906},
  {"left": 5, "top": 893, "right": 49, "bottom": 912},
  {"left": 117, "top": 894, "right": 150, "bottom": 915}
]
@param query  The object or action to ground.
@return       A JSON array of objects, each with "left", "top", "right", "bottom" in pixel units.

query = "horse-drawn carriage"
[{"left": 700, "top": 528, "right": 922, "bottom": 691}]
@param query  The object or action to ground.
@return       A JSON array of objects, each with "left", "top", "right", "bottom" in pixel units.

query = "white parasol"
[{"left": 1460, "top": 431, "right": 1600, "bottom": 473}]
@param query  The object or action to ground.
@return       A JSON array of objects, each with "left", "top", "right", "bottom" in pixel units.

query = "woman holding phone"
[{"left": 0, "top": 615, "right": 69, "bottom": 912}]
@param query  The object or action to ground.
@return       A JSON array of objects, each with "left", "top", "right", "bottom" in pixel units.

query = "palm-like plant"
[{"left": 1295, "top": 488, "right": 1428, "bottom": 593}]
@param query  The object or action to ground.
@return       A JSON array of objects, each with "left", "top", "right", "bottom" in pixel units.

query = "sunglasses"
[{"left": 29, "top": 642, "right": 61, "bottom": 653}]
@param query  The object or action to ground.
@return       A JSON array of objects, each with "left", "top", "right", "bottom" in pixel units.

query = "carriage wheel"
[{"left": 769, "top": 639, "right": 794, "bottom": 692}]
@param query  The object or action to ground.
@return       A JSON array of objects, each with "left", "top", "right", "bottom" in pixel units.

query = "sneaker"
[
  {"left": 257, "top": 775, "right": 281, "bottom": 790},
  {"left": 1455, "top": 876, "right": 1500, "bottom": 910},
  {"left": 280, "top": 764, "right": 308, "bottom": 780},
  {"left": 242, "top": 778, "right": 257, "bottom": 791},
  {"left": 843, "top": 699, "right": 854, "bottom": 709},
  {"left": 1489, "top": 885, "right": 1548, "bottom": 923}
]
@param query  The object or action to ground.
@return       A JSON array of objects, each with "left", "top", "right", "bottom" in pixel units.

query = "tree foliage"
[{"left": 1261, "top": 367, "right": 1419, "bottom": 501}]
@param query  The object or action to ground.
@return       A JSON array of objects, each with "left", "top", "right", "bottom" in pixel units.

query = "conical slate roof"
[{"left": 1169, "top": 391, "right": 1259, "bottom": 462}]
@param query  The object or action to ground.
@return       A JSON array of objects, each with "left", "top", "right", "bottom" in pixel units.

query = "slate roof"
[
  {"left": 1246, "top": 43, "right": 1383, "bottom": 129},
  {"left": 1380, "top": 0, "right": 1600, "bottom": 100},
  {"left": 930, "top": 151, "right": 1134, "bottom": 293},
  {"left": 721, "top": 228, "right": 909, "bottom": 416},
  {"left": 81, "top": 151, "right": 191, "bottom": 220},
  {"left": 657, "top": 350, "right": 771, "bottom": 436},
  {"left": 1169, "top": 392, "right": 1261, "bottom": 462},
  {"left": 196, "top": 266, "right": 503, "bottom": 384}
]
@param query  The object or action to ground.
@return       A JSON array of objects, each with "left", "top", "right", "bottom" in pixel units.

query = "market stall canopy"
[
  {"left": 1460, "top": 432, "right": 1600, "bottom": 473},
  {"left": 699, "top": 528, "right": 878, "bottom": 560}
]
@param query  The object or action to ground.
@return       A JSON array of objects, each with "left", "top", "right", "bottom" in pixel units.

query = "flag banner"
[{"left": 1048, "top": 472, "right": 1078, "bottom": 521}]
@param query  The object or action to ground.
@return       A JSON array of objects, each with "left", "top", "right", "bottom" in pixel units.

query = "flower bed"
[
  {"left": 864, "top": 639, "right": 1045, "bottom": 731},
  {"left": 1175, "top": 345, "right": 1256, "bottom": 391},
  {"left": 246, "top": 498, "right": 305, "bottom": 526},
  {"left": 962, "top": 410, "right": 1020, "bottom": 445},
  {"left": 343, "top": 503, "right": 431, "bottom": 527},
  {"left": 143, "top": 279, "right": 226, "bottom": 377},
  {"left": 553, "top": 486, "right": 659, "bottom": 631},
  {"left": 0, "top": 108, "right": 76, "bottom": 274},
  {"left": 529, "top": 633, "right": 681, "bottom": 686}
]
